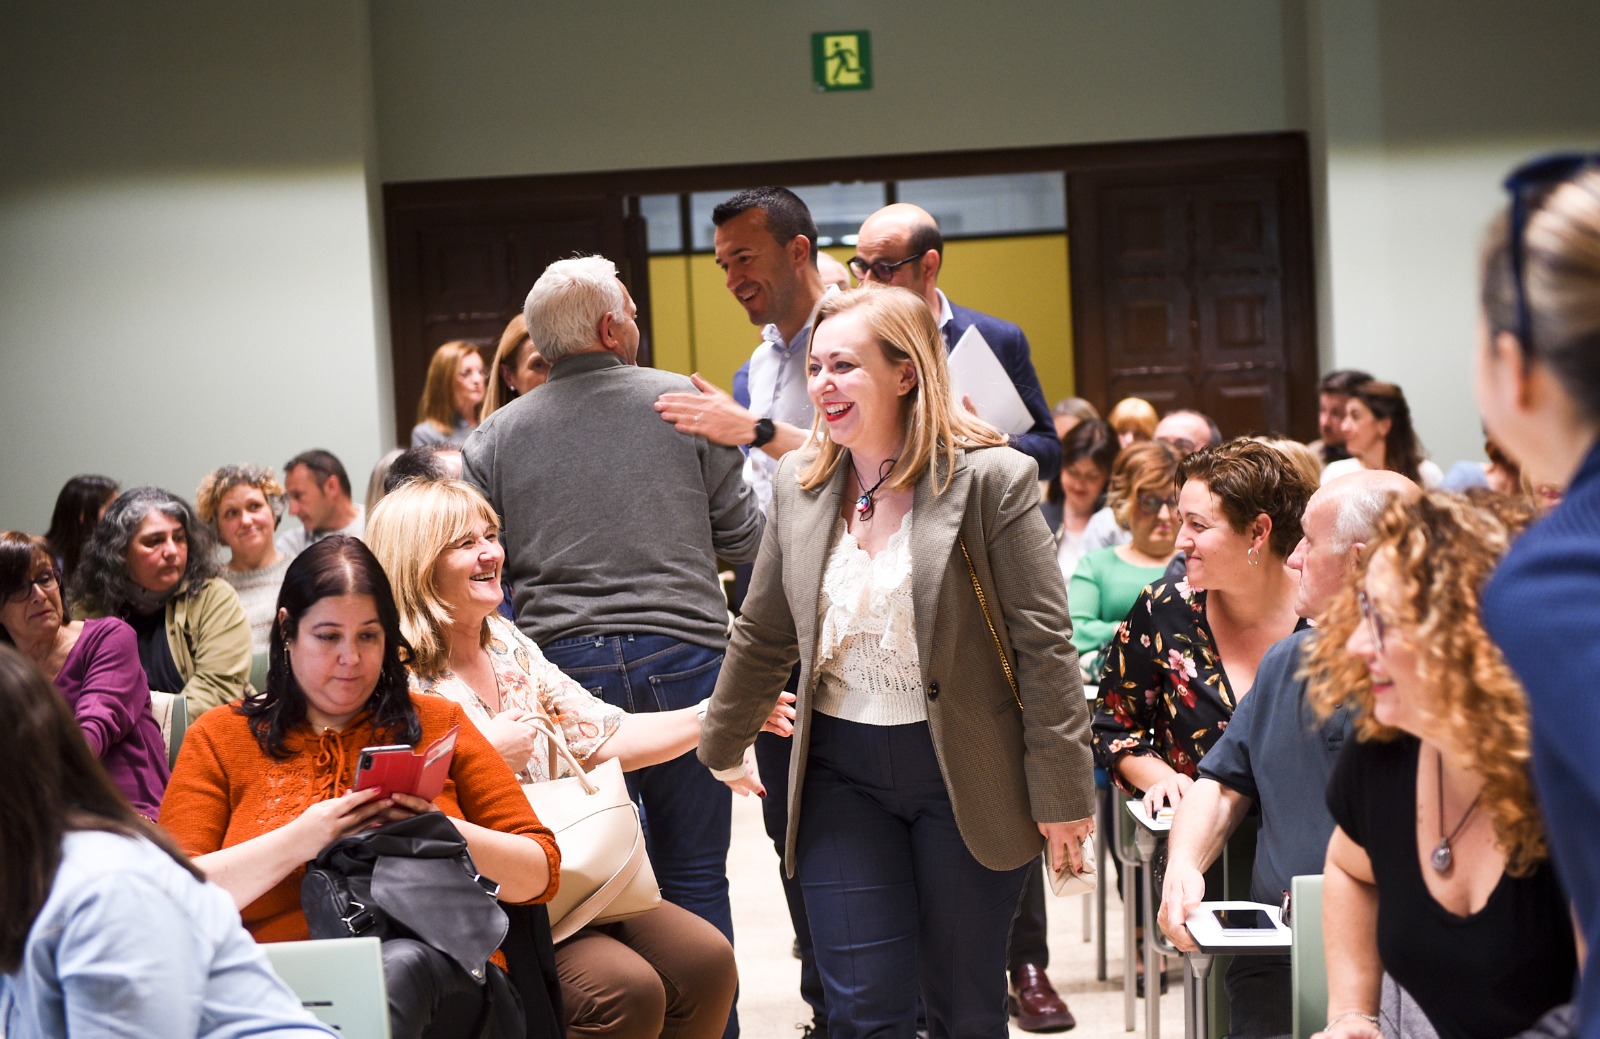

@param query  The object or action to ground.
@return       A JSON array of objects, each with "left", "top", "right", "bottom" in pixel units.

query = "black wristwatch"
[{"left": 749, "top": 417, "right": 777, "bottom": 449}]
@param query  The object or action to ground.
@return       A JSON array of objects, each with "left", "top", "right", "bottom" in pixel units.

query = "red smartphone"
[{"left": 353, "top": 725, "right": 459, "bottom": 801}]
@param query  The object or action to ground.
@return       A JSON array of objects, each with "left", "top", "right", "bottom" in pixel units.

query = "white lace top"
[{"left": 813, "top": 512, "right": 926, "bottom": 725}]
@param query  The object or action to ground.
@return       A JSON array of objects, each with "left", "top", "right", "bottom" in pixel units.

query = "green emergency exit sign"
[{"left": 813, "top": 31, "right": 872, "bottom": 92}]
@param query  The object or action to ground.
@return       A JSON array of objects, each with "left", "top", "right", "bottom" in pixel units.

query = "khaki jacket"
[
  {"left": 166, "top": 577, "right": 254, "bottom": 722},
  {"left": 699, "top": 445, "right": 1095, "bottom": 874}
]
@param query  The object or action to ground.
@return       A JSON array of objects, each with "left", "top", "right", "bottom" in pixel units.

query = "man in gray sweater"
[{"left": 463, "top": 256, "right": 763, "bottom": 1036}]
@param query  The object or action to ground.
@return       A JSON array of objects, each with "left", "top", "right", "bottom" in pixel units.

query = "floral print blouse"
[
  {"left": 1091, "top": 575, "right": 1303, "bottom": 795},
  {"left": 409, "top": 614, "right": 624, "bottom": 784}
]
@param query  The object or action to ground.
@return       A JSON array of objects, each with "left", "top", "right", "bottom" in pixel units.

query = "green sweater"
[{"left": 1069, "top": 547, "right": 1167, "bottom": 666}]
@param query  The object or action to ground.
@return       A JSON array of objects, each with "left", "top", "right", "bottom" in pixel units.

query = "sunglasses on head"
[{"left": 1502, "top": 153, "right": 1600, "bottom": 356}]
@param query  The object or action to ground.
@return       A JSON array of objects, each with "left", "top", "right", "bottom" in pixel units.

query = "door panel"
[
  {"left": 1069, "top": 138, "right": 1316, "bottom": 442},
  {"left": 384, "top": 193, "right": 639, "bottom": 448}
]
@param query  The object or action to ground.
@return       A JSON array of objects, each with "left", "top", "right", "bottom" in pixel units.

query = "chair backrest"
[
  {"left": 262, "top": 937, "right": 390, "bottom": 1039},
  {"left": 250, "top": 649, "right": 271, "bottom": 695},
  {"left": 149, "top": 691, "right": 188, "bottom": 770},
  {"left": 1291, "top": 873, "right": 1328, "bottom": 1039}
]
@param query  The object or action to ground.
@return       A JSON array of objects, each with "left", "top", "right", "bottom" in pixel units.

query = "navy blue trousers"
[{"left": 797, "top": 712, "right": 1029, "bottom": 1039}]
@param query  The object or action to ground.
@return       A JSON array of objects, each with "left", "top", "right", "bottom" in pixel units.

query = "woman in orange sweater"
[{"left": 161, "top": 536, "right": 557, "bottom": 1039}]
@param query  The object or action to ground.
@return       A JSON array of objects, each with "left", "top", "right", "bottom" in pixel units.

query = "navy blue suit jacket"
[{"left": 946, "top": 302, "right": 1061, "bottom": 483}]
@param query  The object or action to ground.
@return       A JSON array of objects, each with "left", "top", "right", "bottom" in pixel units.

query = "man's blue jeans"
[{"left": 542, "top": 633, "right": 736, "bottom": 1035}]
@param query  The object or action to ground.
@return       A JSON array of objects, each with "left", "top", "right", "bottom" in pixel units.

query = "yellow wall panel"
[
  {"left": 647, "top": 256, "right": 692, "bottom": 377},
  {"left": 937, "top": 235, "right": 1074, "bottom": 407}
]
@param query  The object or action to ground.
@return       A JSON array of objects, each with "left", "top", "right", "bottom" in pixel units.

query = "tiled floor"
[{"left": 725, "top": 790, "right": 1184, "bottom": 1038}]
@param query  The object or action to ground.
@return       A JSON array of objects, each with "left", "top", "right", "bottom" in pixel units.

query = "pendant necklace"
[
  {"left": 852, "top": 457, "right": 898, "bottom": 521},
  {"left": 1431, "top": 747, "right": 1482, "bottom": 875}
]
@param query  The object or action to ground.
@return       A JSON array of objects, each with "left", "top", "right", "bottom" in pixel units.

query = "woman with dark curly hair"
[
  {"left": 1093, "top": 439, "right": 1314, "bottom": 815},
  {"left": 160, "top": 536, "right": 559, "bottom": 1039},
  {"left": 70, "top": 487, "right": 252, "bottom": 722},
  {"left": 195, "top": 464, "right": 290, "bottom": 653},
  {"left": 43, "top": 474, "right": 118, "bottom": 590},
  {"left": 1307, "top": 491, "right": 1574, "bottom": 1039},
  {"left": 1319, "top": 380, "right": 1443, "bottom": 488}
]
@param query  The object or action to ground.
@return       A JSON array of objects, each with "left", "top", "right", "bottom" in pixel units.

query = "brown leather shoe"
[{"left": 1009, "top": 963, "right": 1077, "bottom": 1032}]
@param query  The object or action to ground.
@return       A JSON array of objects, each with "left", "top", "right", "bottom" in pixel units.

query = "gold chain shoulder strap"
[{"left": 957, "top": 535, "right": 1021, "bottom": 710}]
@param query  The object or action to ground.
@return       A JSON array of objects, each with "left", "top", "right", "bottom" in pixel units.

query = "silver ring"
[{"left": 695, "top": 412, "right": 703, "bottom": 424}]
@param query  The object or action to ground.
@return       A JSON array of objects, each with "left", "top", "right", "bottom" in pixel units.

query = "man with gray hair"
[
  {"left": 1156, "top": 469, "right": 1418, "bottom": 1038},
  {"left": 463, "top": 256, "right": 764, "bottom": 1033}
]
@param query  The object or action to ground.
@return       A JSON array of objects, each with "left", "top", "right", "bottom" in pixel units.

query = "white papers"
[{"left": 946, "top": 325, "right": 1033, "bottom": 436}]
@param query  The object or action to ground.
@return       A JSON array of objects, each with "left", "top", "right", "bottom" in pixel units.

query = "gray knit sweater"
[{"left": 463, "top": 350, "right": 763, "bottom": 650}]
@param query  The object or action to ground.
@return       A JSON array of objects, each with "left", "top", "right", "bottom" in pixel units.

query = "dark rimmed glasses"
[
  {"left": 4, "top": 569, "right": 59, "bottom": 605},
  {"left": 1355, "top": 589, "right": 1387, "bottom": 652},
  {"left": 1136, "top": 493, "right": 1178, "bottom": 515},
  {"left": 847, "top": 254, "right": 920, "bottom": 282},
  {"left": 1502, "top": 153, "right": 1600, "bottom": 356}
]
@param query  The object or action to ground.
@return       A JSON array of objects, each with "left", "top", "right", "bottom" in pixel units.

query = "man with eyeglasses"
[
  {"left": 851, "top": 203, "right": 1061, "bottom": 485},
  {"left": 1156, "top": 469, "right": 1418, "bottom": 1038}
]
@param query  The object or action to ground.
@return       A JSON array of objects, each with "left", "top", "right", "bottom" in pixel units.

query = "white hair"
[{"left": 523, "top": 255, "right": 625, "bottom": 364}]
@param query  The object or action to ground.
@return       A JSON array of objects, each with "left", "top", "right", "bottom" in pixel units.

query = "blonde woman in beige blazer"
[{"left": 698, "top": 287, "right": 1095, "bottom": 1039}]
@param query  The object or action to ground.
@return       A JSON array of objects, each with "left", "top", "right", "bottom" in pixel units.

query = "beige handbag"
[{"left": 521, "top": 719, "right": 660, "bottom": 943}]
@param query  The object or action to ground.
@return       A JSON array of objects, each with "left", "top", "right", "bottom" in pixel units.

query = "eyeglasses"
[
  {"left": 1502, "top": 153, "right": 1600, "bottom": 356},
  {"left": 5, "top": 569, "right": 59, "bottom": 605},
  {"left": 847, "top": 254, "right": 920, "bottom": 282},
  {"left": 1136, "top": 494, "right": 1178, "bottom": 515},
  {"left": 1355, "top": 590, "right": 1387, "bottom": 652}
]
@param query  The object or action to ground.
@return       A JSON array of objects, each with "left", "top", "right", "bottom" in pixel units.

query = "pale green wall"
[
  {"left": 0, "top": 1, "right": 388, "bottom": 534},
  {"left": 1307, "top": 0, "right": 1600, "bottom": 470},
  {"left": 369, "top": 1, "right": 1294, "bottom": 182}
]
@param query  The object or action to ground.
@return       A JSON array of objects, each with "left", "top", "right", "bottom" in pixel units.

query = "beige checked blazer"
[{"left": 699, "top": 444, "right": 1096, "bottom": 874}]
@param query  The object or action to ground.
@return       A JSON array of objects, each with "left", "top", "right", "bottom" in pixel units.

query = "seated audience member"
[
  {"left": 412, "top": 340, "right": 487, "bottom": 447},
  {"left": 1107, "top": 396, "right": 1158, "bottom": 448},
  {"left": 364, "top": 447, "right": 405, "bottom": 517},
  {"left": 70, "top": 488, "right": 252, "bottom": 723},
  {"left": 1070, "top": 440, "right": 1183, "bottom": 673},
  {"left": 1052, "top": 396, "right": 1100, "bottom": 440},
  {"left": 1158, "top": 471, "right": 1417, "bottom": 1038},
  {"left": 160, "top": 536, "right": 559, "bottom": 1039},
  {"left": 43, "top": 474, "right": 118, "bottom": 590},
  {"left": 1309, "top": 369, "right": 1374, "bottom": 466},
  {"left": 367, "top": 480, "right": 778, "bottom": 1039},
  {"left": 1252, "top": 436, "right": 1323, "bottom": 489},
  {"left": 1, "top": 532, "right": 167, "bottom": 819},
  {"left": 1443, "top": 436, "right": 1523, "bottom": 495},
  {"left": 1307, "top": 491, "right": 1574, "bottom": 1039},
  {"left": 1042, "top": 418, "right": 1117, "bottom": 584},
  {"left": 1476, "top": 158, "right": 1600, "bottom": 1035},
  {"left": 1320, "top": 379, "right": 1443, "bottom": 487},
  {"left": 383, "top": 443, "right": 465, "bottom": 496},
  {"left": 1082, "top": 408, "right": 1220, "bottom": 553},
  {"left": 1094, "top": 439, "right": 1313, "bottom": 814},
  {"left": 278, "top": 449, "right": 365, "bottom": 557},
  {"left": 195, "top": 464, "right": 289, "bottom": 653},
  {"left": 482, "top": 313, "right": 551, "bottom": 421},
  {"left": 0, "top": 645, "right": 335, "bottom": 1039}
]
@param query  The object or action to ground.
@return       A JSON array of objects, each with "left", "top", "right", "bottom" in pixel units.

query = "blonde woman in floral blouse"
[
  {"left": 368, "top": 479, "right": 794, "bottom": 1039},
  {"left": 1092, "top": 440, "right": 1314, "bottom": 816}
]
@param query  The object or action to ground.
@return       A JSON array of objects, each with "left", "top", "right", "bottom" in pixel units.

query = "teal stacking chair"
[
  {"left": 1290, "top": 874, "right": 1328, "bottom": 1039},
  {"left": 263, "top": 937, "right": 390, "bottom": 1039}
]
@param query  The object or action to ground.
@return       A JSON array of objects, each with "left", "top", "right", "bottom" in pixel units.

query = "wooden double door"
[{"left": 1068, "top": 139, "right": 1317, "bottom": 440}]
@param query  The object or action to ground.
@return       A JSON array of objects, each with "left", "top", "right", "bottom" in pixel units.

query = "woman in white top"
[
  {"left": 0, "top": 645, "right": 333, "bottom": 1039},
  {"left": 696, "top": 288, "right": 1096, "bottom": 1039},
  {"left": 195, "top": 464, "right": 291, "bottom": 653},
  {"left": 367, "top": 479, "right": 793, "bottom": 1039},
  {"left": 1320, "top": 379, "right": 1443, "bottom": 488}
]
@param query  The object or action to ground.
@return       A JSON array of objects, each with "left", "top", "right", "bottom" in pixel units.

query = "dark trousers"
[
  {"left": 543, "top": 633, "right": 736, "bottom": 1039},
  {"left": 1008, "top": 856, "right": 1050, "bottom": 974},
  {"left": 382, "top": 939, "right": 527, "bottom": 1039},
  {"left": 797, "top": 712, "right": 1029, "bottom": 1039}
]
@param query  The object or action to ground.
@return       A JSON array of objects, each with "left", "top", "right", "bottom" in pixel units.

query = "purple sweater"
[{"left": 56, "top": 617, "right": 170, "bottom": 819}]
